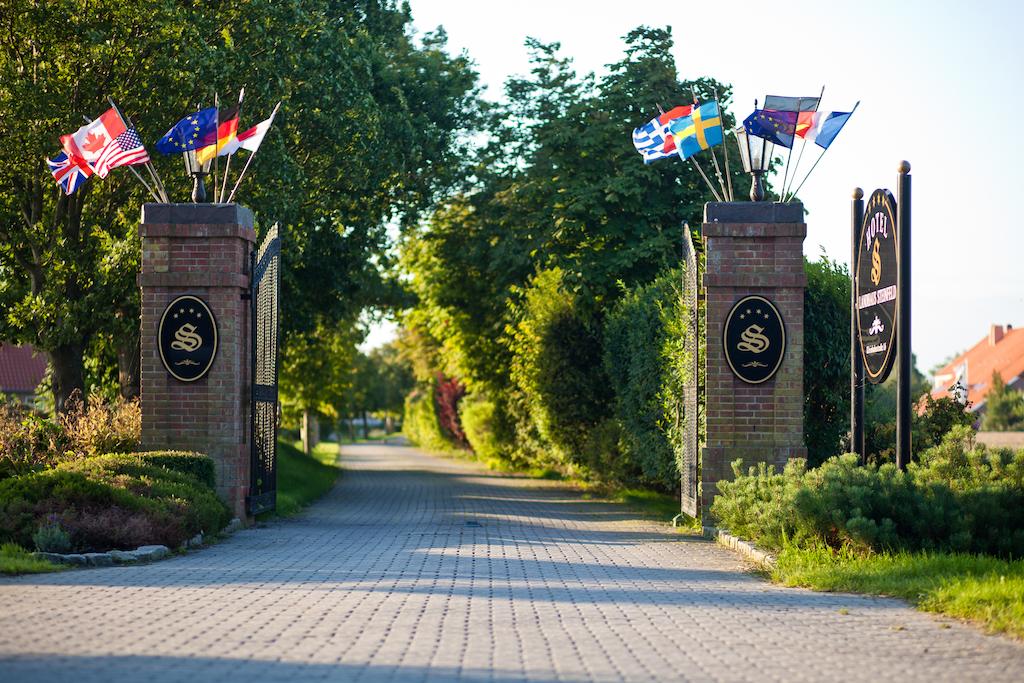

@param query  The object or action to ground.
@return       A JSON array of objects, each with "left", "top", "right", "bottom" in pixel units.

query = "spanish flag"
[{"left": 195, "top": 105, "right": 240, "bottom": 165}]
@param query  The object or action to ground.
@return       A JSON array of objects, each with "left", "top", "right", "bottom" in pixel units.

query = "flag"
[
  {"left": 803, "top": 109, "right": 855, "bottom": 149},
  {"left": 744, "top": 109, "right": 798, "bottom": 149},
  {"left": 60, "top": 107, "right": 127, "bottom": 164},
  {"left": 632, "top": 105, "right": 693, "bottom": 163},
  {"left": 764, "top": 95, "right": 820, "bottom": 113},
  {"left": 93, "top": 128, "right": 150, "bottom": 178},
  {"left": 195, "top": 105, "right": 240, "bottom": 165},
  {"left": 155, "top": 107, "right": 219, "bottom": 154},
  {"left": 232, "top": 104, "right": 279, "bottom": 154},
  {"left": 668, "top": 101, "right": 723, "bottom": 160},
  {"left": 47, "top": 151, "right": 93, "bottom": 195}
]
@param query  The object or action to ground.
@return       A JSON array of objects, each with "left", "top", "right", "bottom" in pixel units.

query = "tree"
[
  {"left": 982, "top": 371, "right": 1024, "bottom": 431},
  {"left": 0, "top": 1, "right": 481, "bottom": 412}
]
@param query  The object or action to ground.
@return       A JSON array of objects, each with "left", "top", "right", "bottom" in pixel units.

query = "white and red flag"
[{"left": 60, "top": 107, "right": 151, "bottom": 178}]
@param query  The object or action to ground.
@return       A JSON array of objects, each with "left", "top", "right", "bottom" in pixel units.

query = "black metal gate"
[
  {"left": 248, "top": 223, "right": 281, "bottom": 515},
  {"left": 680, "top": 226, "right": 700, "bottom": 518}
]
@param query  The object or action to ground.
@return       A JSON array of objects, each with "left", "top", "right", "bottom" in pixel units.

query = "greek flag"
[{"left": 632, "top": 106, "right": 692, "bottom": 164}]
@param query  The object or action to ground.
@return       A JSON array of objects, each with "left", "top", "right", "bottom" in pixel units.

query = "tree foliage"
[
  {"left": 982, "top": 371, "right": 1024, "bottom": 432},
  {"left": 0, "top": 0, "right": 480, "bottom": 411}
]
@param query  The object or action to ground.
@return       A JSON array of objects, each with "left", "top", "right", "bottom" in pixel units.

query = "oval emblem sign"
[
  {"left": 158, "top": 295, "right": 218, "bottom": 382},
  {"left": 723, "top": 295, "right": 786, "bottom": 384},
  {"left": 856, "top": 189, "right": 898, "bottom": 384}
]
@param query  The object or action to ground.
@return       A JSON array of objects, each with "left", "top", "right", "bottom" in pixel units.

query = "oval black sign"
[
  {"left": 158, "top": 295, "right": 218, "bottom": 382},
  {"left": 856, "top": 189, "right": 898, "bottom": 384},
  {"left": 723, "top": 295, "right": 786, "bottom": 384}
]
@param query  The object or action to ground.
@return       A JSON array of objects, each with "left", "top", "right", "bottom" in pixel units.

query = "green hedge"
[
  {"left": 0, "top": 451, "right": 229, "bottom": 552},
  {"left": 711, "top": 426, "right": 1024, "bottom": 558},
  {"left": 403, "top": 386, "right": 455, "bottom": 452}
]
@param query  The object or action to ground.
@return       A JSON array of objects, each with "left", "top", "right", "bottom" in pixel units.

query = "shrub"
[
  {"left": 712, "top": 427, "right": 1024, "bottom": 558},
  {"left": 403, "top": 385, "right": 458, "bottom": 452},
  {"left": 32, "top": 515, "right": 72, "bottom": 553},
  {"left": 803, "top": 255, "right": 851, "bottom": 466},
  {"left": 60, "top": 392, "right": 141, "bottom": 457},
  {"left": 507, "top": 268, "right": 612, "bottom": 464},
  {"left": 0, "top": 404, "right": 71, "bottom": 478},
  {"left": 460, "top": 392, "right": 511, "bottom": 464},
  {"left": 603, "top": 269, "right": 681, "bottom": 489},
  {"left": 0, "top": 453, "right": 229, "bottom": 552},
  {"left": 434, "top": 373, "right": 468, "bottom": 447}
]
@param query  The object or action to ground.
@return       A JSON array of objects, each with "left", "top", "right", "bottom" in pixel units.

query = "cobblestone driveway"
[{"left": 2, "top": 441, "right": 1023, "bottom": 682}]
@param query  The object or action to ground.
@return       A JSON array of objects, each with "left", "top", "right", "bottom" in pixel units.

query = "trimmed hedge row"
[{"left": 0, "top": 451, "right": 230, "bottom": 553}]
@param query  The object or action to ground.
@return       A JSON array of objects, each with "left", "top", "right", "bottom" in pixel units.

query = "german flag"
[{"left": 195, "top": 105, "right": 240, "bottom": 165}]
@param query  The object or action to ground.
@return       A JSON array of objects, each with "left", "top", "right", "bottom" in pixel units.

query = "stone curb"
[
  {"left": 703, "top": 526, "right": 777, "bottom": 569},
  {"left": 30, "top": 516, "right": 244, "bottom": 569}
]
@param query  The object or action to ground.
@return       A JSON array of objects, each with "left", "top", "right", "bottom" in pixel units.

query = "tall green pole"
[{"left": 896, "top": 161, "right": 912, "bottom": 470}]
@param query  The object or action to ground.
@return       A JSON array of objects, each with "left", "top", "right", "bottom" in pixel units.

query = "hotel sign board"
[{"left": 856, "top": 189, "right": 898, "bottom": 384}]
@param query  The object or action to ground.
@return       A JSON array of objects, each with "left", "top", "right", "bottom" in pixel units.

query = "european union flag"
[
  {"left": 155, "top": 107, "right": 218, "bottom": 154},
  {"left": 744, "top": 109, "right": 798, "bottom": 149},
  {"left": 668, "top": 101, "right": 723, "bottom": 161}
]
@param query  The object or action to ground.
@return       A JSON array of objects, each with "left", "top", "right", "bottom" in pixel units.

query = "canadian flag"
[{"left": 60, "top": 107, "right": 126, "bottom": 163}]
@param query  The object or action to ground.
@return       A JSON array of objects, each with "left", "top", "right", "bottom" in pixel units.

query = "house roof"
[
  {"left": 0, "top": 344, "right": 48, "bottom": 395},
  {"left": 931, "top": 325, "right": 1024, "bottom": 410}
]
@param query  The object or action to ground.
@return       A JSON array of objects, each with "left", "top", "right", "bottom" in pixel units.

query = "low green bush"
[
  {"left": 404, "top": 385, "right": 458, "bottom": 452},
  {"left": 712, "top": 427, "right": 1024, "bottom": 558},
  {"left": 0, "top": 451, "right": 229, "bottom": 552},
  {"left": 460, "top": 393, "right": 510, "bottom": 464}
]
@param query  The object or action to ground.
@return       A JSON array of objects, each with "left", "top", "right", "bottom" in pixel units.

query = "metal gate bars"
[
  {"left": 680, "top": 227, "right": 700, "bottom": 519},
  {"left": 248, "top": 223, "right": 281, "bottom": 515}
]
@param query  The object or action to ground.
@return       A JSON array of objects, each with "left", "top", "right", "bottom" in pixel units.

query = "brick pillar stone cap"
[
  {"left": 704, "top": 201, "right": 805, "bottom": 224},
  {"left": 141, "top": 203, "right": 254, "bottom": 228}
]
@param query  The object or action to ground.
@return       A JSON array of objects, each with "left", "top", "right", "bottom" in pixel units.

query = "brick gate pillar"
[
  {"left": 139, "top": 204, "right": 255, "bottom": 521},
  {"left": 701, "top": 202, "right": 807, "bottom": 520}
]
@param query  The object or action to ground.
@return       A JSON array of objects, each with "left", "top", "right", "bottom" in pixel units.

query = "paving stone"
[{"left": 2, "top": 441, "right": 1024, "bottom": 682}]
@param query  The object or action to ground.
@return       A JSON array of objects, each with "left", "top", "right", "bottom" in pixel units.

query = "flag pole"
[
  {"left": 715, "top": 89, "right": 734, "bottom": 201},
  {"left": 105, "top": 98, "right": 168, "bottom": 202},
  {"left": 689, "top": 157, "right": 723, "bottom": 202},
  {"left": 212, "top": 92, "right": 220, "bottom": 204},
  {"left": 784, "top": 86, "right": 825, "bottom": 202},
  {"left": 82, "top": 113, "right": 161, "bottom": 203},
  {"left": 227, "top": 101, "right": 280, "bottom": 204},
  {"left": 788, "top": 100, "right": 859, "bottom": 201},
  {"left": 220, "top": 87, "right": 245, "bottom": 203}
]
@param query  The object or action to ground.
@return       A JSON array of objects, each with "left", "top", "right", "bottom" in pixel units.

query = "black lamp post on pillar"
[
  {"left": 734, "top": 125, "right": 775, "bottom": 202},
  {"left": 183, "top": 148, "right": 212, "bottom": 203}
]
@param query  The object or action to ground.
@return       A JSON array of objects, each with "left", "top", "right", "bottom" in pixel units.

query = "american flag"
[
  {"left": 47, "top": 151, "right": 93, "bottom": 195},
  {"left": 93, "top": 128, "right": 150, "bottom": 178}
]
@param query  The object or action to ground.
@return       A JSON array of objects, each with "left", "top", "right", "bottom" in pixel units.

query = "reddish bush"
[{"left": 434, "top": 373, "right": 468, "bottom": 448}]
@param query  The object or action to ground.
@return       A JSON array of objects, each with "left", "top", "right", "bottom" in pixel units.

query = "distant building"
[
  {"left": 0, "top": 344, "right": 48, "bottom": 407},
  {"left": 931, "top": 324, "right": 1024, "bottom": 414}
]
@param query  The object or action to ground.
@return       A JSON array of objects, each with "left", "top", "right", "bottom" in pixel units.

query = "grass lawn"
[
  {"left": 0, "top": 542, "right": 63, "bottom": 576},
  {"left": 774, "top": 545, "right": 1024, "bottom": 639},
  {"left": 268, "top": 440, "right": 342, "bottom": 517}
]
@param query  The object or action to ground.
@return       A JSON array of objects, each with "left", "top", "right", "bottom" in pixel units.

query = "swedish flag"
[{"left": 668, "top": 101, "right": 723, "bottom": 160}]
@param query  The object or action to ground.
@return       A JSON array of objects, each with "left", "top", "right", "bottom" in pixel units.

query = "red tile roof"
[
  {"left": 0, "top": 344, "right": 48, "bottom": 395},
  {"left": 931, "top": 325, "right": 1024, "bottom": 410}
]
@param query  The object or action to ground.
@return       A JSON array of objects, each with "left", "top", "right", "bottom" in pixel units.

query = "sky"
[{"left": 366, "top": 0, "right": 1023, "bottom": 376}]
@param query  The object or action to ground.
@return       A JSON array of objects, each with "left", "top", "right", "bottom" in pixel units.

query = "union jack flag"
[
  {"left": 47, "top": 151, "right": 94, "bottom": 195},
  {"left": 93, "top": 127, "right": 150, "bottom": 178},
  {"left": 632, "top": 105, "right": 693, "bottom": 164}
]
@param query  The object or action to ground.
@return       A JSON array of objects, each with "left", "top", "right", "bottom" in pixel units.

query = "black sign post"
[
  {"left": 853, "top": 162, "right": 912, "bottom": 469},
  {"left": 895, "top": 162, "right": 912, "bottom": 470},
  {"left": 850, "top": 188, "right": 866, "bottom": 463},
  {"left": 158, "top": 295, "right": 218, "bottom": 382},
  {"left": 723, "top": 295, "right": 786, "bottom": 385}
]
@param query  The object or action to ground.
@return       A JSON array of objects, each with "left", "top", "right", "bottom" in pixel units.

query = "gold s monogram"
[
  {"left": 171, "top": 323, "right": 203, "bottom": 352},
  {"left": 737, "top": 324, "right": 770, "bottom": 354},
  {"left": 870, "top": 238, "right": 881, "bottom": 286}
]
